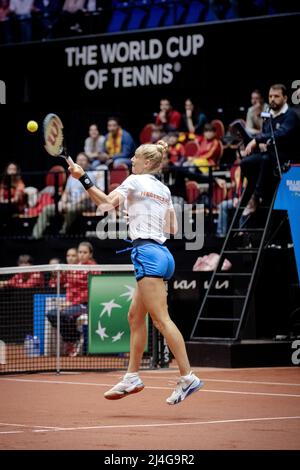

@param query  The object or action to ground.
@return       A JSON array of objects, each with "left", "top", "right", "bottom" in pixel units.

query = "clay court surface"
[{"left": 0, "top": 366, "right": 300, "bottom": 450}]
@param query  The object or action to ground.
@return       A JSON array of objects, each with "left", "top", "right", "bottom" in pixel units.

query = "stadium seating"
[
  {"left": 184, "top": 140, "right": 201, "bottom": 157},
  {"left": 144, "top": 3, "right": 166, "bottom": 28},
  {"left": 211, "top": 119, "right": 225, "bottom": 140},
  {"left": 182, "top": 0, "right": 206, "bottom": 24}
]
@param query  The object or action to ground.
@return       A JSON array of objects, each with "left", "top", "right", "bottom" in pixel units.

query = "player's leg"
[
  {"left": 138, "top": 276, "right": 191, "bottom": 376},
  {"left": 104, "top": 287, "right": 147, "bottom": 400},
  {"left": 127, "top": 284, "right": 148, "bottom": 373},
  {"left": 138, "top": 276, "right": 204, "bottom": 405}
]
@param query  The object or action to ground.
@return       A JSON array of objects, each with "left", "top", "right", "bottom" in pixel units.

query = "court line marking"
[
  {"left": 0, "top": 431, "right": 24, "bottom": 435},
  {"left": 7, "top": 371, "right": 300, "bottom": 387},
  {"left": 31, "top": 415, "right": 300, "bottom": 433},
  {"left": 2, "top": 378, "right": 300, "bottom": 398},
  {"left": 0, "top": 421, "right": 63, "bottom": 430},
  {"left": 1, "top": 416, "right": 300, "bottom": 436},
  {"left": 109, "top": 373, "right": 300, "bottom": 387}
]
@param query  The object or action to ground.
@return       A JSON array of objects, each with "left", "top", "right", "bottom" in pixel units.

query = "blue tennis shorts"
[{"left": 131, "top": 240, "right": 175, "bottom": 282}]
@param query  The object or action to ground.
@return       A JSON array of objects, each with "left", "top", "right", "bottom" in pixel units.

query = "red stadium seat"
[
  {"left": 184, "top": 140, "right": 200, "bottom": 157},
  {"left": 45, "top": 165, "right": 67, "bottom": 188},
  {"left": 108, "top": 182, "right": 121, "bottom": 193},
  {"left": 139, "top": 123, "right": 155, "bottom": 144},
  {"left": 185, "top": 180, "right": 200, "bottom": 204},
  {"left": 211, "top": 119, "right": 225, "bottom": 140},
  {"left": 109, "top": 164, "right": 129, "bottom": 186}
]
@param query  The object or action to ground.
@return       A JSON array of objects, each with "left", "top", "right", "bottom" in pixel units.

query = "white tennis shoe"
[
  {"left": 104, "top": 374, "right": 144, "bottom": 400},
  {"left": 166, "top": 373, "right": 204, "bottom": 405}
]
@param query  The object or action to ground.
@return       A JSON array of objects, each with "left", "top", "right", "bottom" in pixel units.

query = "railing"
[{"left": 0, "top": 165, "right": 237, "bottom": 239}]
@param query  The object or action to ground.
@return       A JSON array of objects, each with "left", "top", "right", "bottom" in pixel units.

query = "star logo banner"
[{"left": 88, "top": 274, "right": 149, "bottom": 354}]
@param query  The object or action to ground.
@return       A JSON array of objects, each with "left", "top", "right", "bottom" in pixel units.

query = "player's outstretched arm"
[{"left": 68, "top": 164, "right": 123, "bottom": 210}]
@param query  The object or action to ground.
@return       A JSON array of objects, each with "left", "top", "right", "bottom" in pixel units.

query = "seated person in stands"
[
  {"left": 9, "top": 0, "right": 34, "bottom": 42},
  {"left": 31, "top": 153, "right": 96, "bottom": 238},
  {"left": 185, "top": 124, "right": 222, "bottom": 173},
  {"left": 66, "top": 246, "right": 79, "bottom": 265},
  {"left": 48, "top": 248, "right": 78, "bottom": 288},
  {"left": 242, "top": 83, "right": 300, "bottom": 216},
  {"left": 0, "top": 0, "right": 12, "bottom": 43},
  {"left": 56, "top": 0, "right": 85, "bottom": 35},
  {"left": 167, "top": 132, "right": 186, "bottom": 166},
  {"left": 150, "top": 124, "right": 165, "bottom": 144},
  {"left": 48, "top": 256, "right": 62, "bottom": 288},
  {"left": 0, "top": 254, "right": 44, "bottom": 288},
  {"left": 0, "top": 162, "right": 25, "bottom": 220},
  {"left": 34, "top": 0, "right": 62, "bottom": 39},
  {"left": 180, "top": 98, "right": 207, "bottom": 136},
  {"left": 84, "top": 123, "right": 106, "bottom": 169},
  {"left": 246, "top": 89, "right": 268, "bottom": 135},
  {"left": 49, "top": 257, "right": 61, "bottom": 265},
  {"left": 101, "top": 117, "right": 136, "bottom": 168},
  {"left": 155, "top": 98, "right": 181, "bottom": 132},
  {"left": 47, "top": 241, "right": 98, "bottom": 357},
  {"left": 215, "top": 155, "right": 244, "bottom": 238}
]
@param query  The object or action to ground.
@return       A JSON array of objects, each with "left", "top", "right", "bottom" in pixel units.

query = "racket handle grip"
[{"left": 66, "top": 156, "right": 75, "bottom": 167}]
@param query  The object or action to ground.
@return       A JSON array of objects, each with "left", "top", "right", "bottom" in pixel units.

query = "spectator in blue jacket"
[
  {"left": 102, "top": 117, "right": 136, "bottom": 168},
  {"left": 241, "top": 83, "right": 300, "bottom": 216}
]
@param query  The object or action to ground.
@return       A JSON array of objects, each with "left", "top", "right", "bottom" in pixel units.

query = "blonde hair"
[{"left": 137, "top": 140, "right": 168, "bottom": 172}]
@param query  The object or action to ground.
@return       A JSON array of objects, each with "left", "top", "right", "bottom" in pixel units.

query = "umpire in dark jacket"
[{"left": 241, "top": 83, "right": 300, "bottom": 216}]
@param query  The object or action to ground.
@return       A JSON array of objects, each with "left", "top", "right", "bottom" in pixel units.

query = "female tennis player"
[{"left": 68, "top": 140, "right": 204, "bottom": 405}]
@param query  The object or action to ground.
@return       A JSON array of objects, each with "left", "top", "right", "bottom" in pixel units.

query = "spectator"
[
  {"left": 167, "top": 132, "right": 186, "bottom": 166},
  {"left": 102, "top": 117, "right": 136, "bottom": 168},
  {"left": 84, "top": 123, "right": 106, "bottom": 169},
  {"left": 181, "top": 98, "right": 207, "bottom": 135},
  {"left": 215, "top": 156, "right": 244, "bottom": 238},
  {"left": 47, "top": 241, "right": 98, "bottom": 356},
  {"left": 0, "top": 0, "right": 12, "bottom": 43},
  {"left": 149, "top": 124, "right": 165, "bottom": 144},
  {"left": 186, "top": 124, "right": 222, "bottom": 173},
  {"left": 48, "top": 256, "right": 62, "bottom": 288},
  {"left": 9, "top": 0, "right": 34, "bottom": 42},
  {"left": 34, "top": 0, "right": 62, "bottom": 40},
  {"left": 0, "top": 254, "right": 44, "bottom": 288},
  {"left": 48, "top": 248, "right": 78, "bottom": 288},
  {"left": 49, "top": 256, "right": 61, "bottom": 265},
  {"left": 155, "top": 98, "right": 181, "bottom": 132},
  {"left": 66, "top": 247, "right": 79, "bottom": 264},
  {"left": 246, "top": 89, "right": 268, "bottom": 135},
  {"left": 0, "top": 162, "right": 25, "bottom": 221},
  {"left": 57, "top": 0, "right": 85, "bottom": 35},
  {"left": 31, "top": 153, "right": 96, "bottom": 238},
  {"left": 242, "top": 83, "right": 300, "bottom": 216}
]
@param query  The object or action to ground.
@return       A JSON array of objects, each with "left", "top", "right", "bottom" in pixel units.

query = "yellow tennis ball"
[{"left": 27, "top": 120, "right": 38, "bottom": 133}]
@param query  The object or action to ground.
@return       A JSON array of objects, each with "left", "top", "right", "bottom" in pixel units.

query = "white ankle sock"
[
  {"left": 181, "top": 371, "right": 193, "bottom": 381},
  {"left": 124, "top": 372, "right": 139, "bottom": 380}
]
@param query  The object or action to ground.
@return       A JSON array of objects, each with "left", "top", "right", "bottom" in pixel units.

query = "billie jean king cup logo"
[
  {"left": 95, "top": 201, "right": 205, "bottom": 251},
  {"left": 0, "top": 80, "right": 6, "bottom": 104}
]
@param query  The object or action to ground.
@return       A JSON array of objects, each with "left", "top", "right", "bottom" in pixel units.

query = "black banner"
[
  {"left": 0, "top": 13, "right": 299, "bottom": 110},
  {"left": 0, "top": 14, "right": 299, "bottom": 170}
]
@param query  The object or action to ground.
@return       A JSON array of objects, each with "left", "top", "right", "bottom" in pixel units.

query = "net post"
[{"left": 56, "top": 270, "right": 61, "bottom": 375}]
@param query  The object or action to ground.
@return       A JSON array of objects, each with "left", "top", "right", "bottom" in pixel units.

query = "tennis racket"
[{"left": 43, "top": 113, "right": 75, "bottom": 167}]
